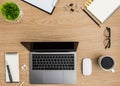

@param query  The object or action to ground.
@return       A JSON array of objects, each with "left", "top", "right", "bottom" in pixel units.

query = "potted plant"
[{"left": 0, "top": 1, "right": 23, "bottom": 22}]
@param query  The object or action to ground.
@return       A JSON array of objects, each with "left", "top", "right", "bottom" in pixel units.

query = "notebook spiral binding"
[{"left": 84, "top": 0, "right": 93, "bottom": 8}]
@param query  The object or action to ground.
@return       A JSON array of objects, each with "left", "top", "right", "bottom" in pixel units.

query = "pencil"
[
  {"left": 81, "top": 7, "right": 101, "bottom": 27},
  {"left": 6, "top": 61, "right": 13, "bottom": 83}
]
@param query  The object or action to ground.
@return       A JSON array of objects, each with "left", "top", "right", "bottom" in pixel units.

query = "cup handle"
[{"left": 111, "top": 69, "right": 115, "bottom": 73}]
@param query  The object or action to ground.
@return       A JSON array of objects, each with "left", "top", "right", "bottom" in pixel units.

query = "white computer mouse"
[{"left": 82, "top": 58, "right": 92, "bottom": 76}]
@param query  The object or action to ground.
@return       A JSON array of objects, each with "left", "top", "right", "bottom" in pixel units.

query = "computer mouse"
[{"left": 82, "top": 58, "right": 92, "bottom": 76}]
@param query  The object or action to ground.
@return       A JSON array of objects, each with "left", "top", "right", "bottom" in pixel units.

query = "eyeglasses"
[{"left": 103, "top": 27, "right": 111, "bottom": 49}]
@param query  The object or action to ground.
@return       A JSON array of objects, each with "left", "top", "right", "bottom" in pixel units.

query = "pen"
[
  {"left": 81, "top": 7, "right": 101, "bottom": 27},
  {"left": 6, "top": 61, "right": 13, "bottom": 83}
]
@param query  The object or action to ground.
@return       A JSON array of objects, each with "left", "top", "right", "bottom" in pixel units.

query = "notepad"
[
  {"left": 22, "top": 0, "right": 58, "bottom": 14},
  {"left": 85, "top": 0, "right": 120, "bottom": 23},
  {"left": 5, "top": 52, "right": 19, "bottom": 82}
]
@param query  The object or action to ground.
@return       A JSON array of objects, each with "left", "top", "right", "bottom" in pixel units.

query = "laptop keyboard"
[{"left": 32, "top": 54, "right": 75, "bottom": 70}]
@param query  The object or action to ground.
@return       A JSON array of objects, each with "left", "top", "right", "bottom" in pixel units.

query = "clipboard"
[{"left": 22, "top": 0, "right": 58, "bottom": 14}]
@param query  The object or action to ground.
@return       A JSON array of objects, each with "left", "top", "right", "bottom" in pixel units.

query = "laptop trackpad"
[{"left": 43, "top": 71, "right": 63, "bottom": 84}]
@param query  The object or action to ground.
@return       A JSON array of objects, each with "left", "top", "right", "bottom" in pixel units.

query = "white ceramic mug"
[{"left": 98, "top": 55, "right": 115, "bottom": 73}]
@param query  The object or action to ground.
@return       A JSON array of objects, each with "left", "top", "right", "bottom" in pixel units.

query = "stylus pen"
[
  {"left": 81, "top": 7, "right": 101, "bottom": 27},
  {"left": 6, "top": 61, "right": 13, "bottom": 83}
]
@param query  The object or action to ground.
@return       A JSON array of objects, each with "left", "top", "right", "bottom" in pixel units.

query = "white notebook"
[
  {"left": 5, "top": 52, "right": 19, "bottom": 82},
  {"left": 22, "top": 0, "right": 58, "bottom": 14},
  {"left": 85, "top": 0, "right": 120, "bottom": 23}
]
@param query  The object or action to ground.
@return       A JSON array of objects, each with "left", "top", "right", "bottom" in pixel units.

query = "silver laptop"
[{"left": 21, "top": 42, "right": 78, "bottom": 84}]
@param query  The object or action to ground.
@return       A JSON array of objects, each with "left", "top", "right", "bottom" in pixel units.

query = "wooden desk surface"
[{"left": 0, "top": 0, "right": 120, "bottom": 86}]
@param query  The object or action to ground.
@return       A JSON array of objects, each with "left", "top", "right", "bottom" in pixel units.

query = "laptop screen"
[
  {"left": 21, "top": 42, "right": 79, "bottom": 52},
  {"left": 31, "top": 42, "right": 78, "bottom": 52}
]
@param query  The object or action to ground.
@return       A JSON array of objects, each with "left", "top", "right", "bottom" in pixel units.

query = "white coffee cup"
[{"left": 98, "top": 55, "right": 115, "bottom": 73}]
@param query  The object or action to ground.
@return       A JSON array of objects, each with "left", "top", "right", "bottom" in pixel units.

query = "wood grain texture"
[{"left": 0, "top": 0, "right": 120, "bottom": 86}]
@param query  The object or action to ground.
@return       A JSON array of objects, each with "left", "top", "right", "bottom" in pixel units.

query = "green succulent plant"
[{"left": 0, "top": 1, "right": 20, "bottom": 21}]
